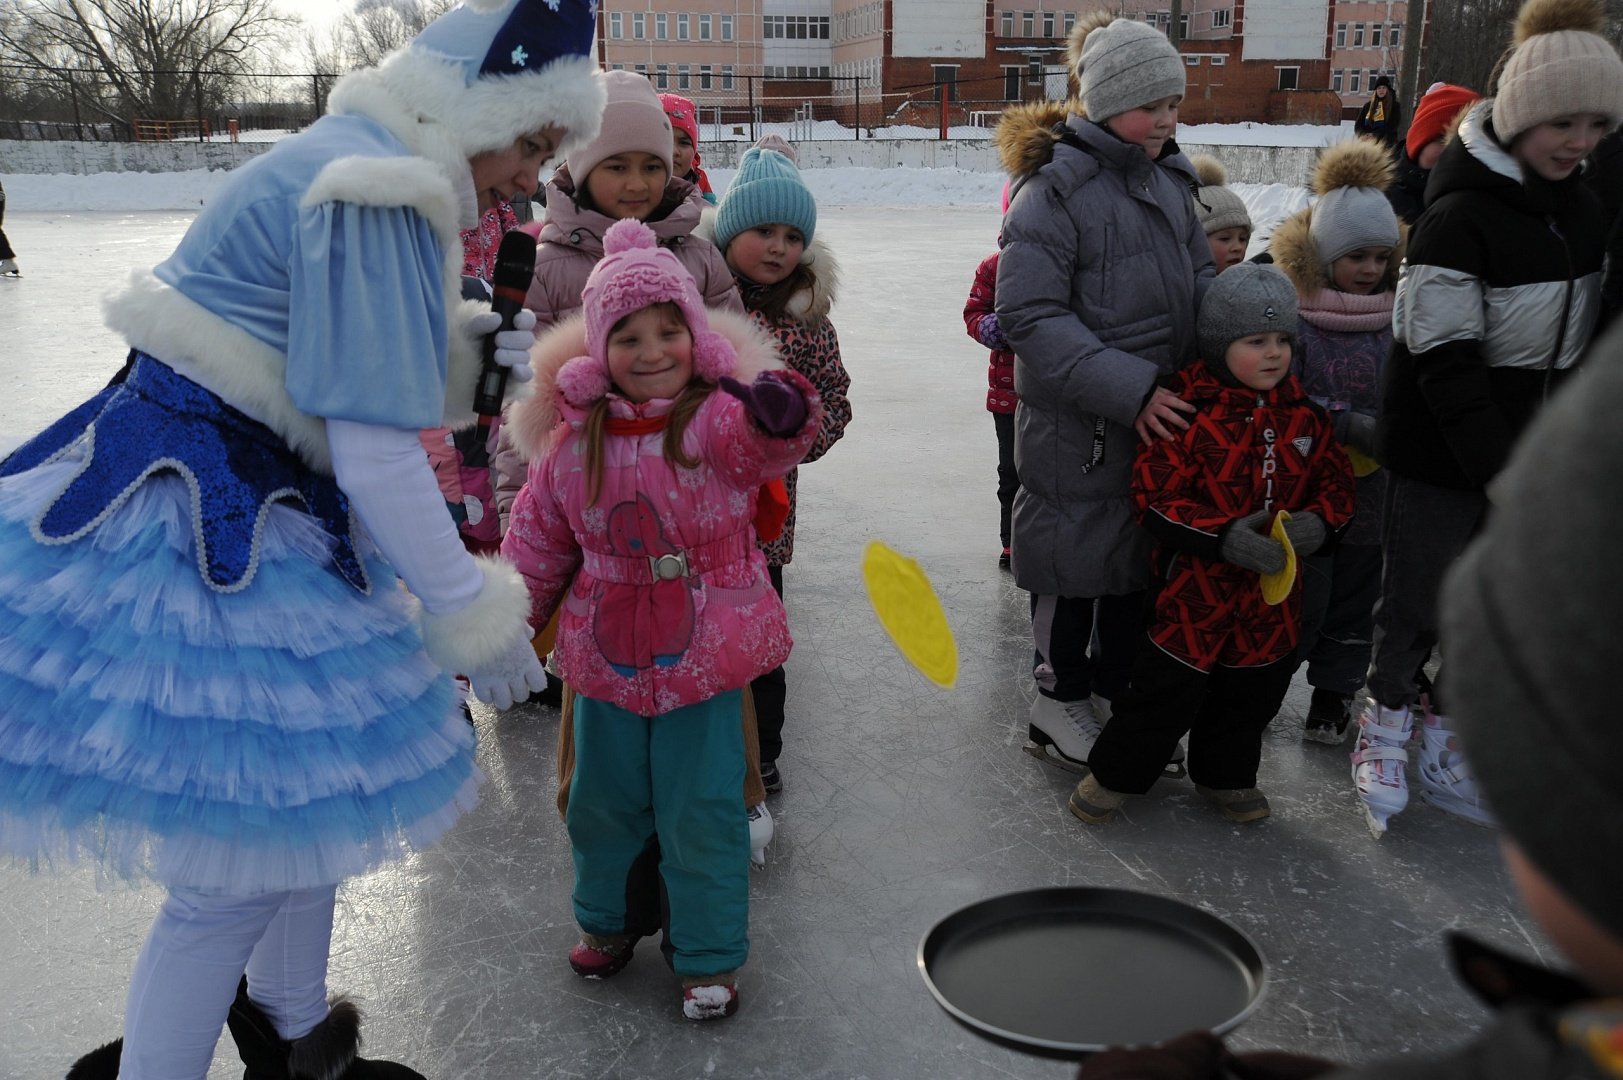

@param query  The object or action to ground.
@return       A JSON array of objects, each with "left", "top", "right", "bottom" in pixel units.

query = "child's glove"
[
  {"left": 1282, "top": 511, "right": 1328, "bottom": 557},
  {"left": 975, "top": 312, "right": 1009, "bottom": 351},
  {"left": 1218, "top": 510, "right": 1288, "bottom": 575},
  {"left": 719, "top": 372, "right": 807, "bottom": 437},
  {"left": 1334, "top": 409, "right": 1377, "bottom": 457}
]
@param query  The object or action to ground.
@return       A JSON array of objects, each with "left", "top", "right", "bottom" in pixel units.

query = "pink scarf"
[{"left": 1297, "top": 287, "right": 1394, "bottom": 333}]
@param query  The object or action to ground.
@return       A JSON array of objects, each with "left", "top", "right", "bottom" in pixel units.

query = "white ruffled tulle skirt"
[{"left": 0, "top": 457, "right": 480, "bottom": 895}]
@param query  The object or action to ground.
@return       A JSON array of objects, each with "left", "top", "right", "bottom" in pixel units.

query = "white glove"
[
  {"left": 467, "top": 634, "right": 548, "bottom": 710},
  {"left": 464, "top": 308, "right": 538, "bottom": 383}
]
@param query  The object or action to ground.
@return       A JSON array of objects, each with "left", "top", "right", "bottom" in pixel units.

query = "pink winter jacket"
[{"left": 500, "top": 308, "right": 821, "bottom": 717}]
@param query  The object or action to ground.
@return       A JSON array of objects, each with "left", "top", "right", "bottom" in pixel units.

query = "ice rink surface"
[{"left": 0, "top": 206, "right": 1537, "bottom": 1079}]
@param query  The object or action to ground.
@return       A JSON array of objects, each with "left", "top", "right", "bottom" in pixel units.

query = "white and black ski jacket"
[{"left": 1379, "top": 102, "right": 1606, "bottom": 491}]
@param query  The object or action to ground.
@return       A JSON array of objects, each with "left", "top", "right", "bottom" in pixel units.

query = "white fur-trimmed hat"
[{"left": 336, "top": 0, "right": 606, "bottom": 161}]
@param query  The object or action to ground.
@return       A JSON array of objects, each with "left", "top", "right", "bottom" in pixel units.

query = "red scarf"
[{"left": 601, "top": 411, "right": 789, "bottom": 541}]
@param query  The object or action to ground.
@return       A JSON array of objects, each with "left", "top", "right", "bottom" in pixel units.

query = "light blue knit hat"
[{"left": 715, "top": 147, "right": 817, "bottom": 253}]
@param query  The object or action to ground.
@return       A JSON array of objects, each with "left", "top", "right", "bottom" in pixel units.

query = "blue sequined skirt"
[{"left": 0, "top": 365, "right": 480, "bottom": 894}]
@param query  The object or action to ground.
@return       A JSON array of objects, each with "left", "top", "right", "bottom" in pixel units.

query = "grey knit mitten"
[
  {"left": 1218, "top": 510, "right": 1288, "bottom": 574},
  {"left": 1334, "top": 409, "right": 1377, "bottom": 457},
  {"left": 1282, "top": 511, "right": 1328, "bottom": 557}
]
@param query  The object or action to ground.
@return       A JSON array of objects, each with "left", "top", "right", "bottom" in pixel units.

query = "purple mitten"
[
  {"left": 977, "top": 311, "right": 1009, "bottom": 351},
  {"left": 718, "top": 372, "right": 808, "bottom": 437}
]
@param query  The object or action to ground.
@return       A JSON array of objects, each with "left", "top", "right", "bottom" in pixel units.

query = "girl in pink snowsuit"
[{"left": 501, "top": 219, "right": 820, "bottom": 1020}]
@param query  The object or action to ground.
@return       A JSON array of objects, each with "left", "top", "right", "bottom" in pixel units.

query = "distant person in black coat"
[
  {"left": 1354, "top": 76, "right": 1402, "bottom": 148},
  {"left": 0, "top": 179, "right": 19, "bottom": 276}
]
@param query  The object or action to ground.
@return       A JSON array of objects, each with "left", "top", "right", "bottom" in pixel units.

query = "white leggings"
[{"left": 120, "top": 885, "right": 337, "bottom": 1080}]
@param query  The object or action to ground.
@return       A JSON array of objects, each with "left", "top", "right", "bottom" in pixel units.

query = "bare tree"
[{"left": 0, "top": 0, "right": 296, "bottom": 123}]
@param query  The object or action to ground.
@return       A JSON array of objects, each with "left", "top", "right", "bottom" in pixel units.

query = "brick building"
[{"left": 594, "top": 0, "right": 1396, "bottom": 128}]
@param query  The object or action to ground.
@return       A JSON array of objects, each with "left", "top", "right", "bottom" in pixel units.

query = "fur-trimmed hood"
[
  {"left": 504, "top": 306, "right": 782, "bottom": 461},
  {"left": 1268, "top": 204, "right": 1408, "bottom": 296},
  {"left": 996, "top": 99, "right": 1083, "bottom": 181},
  {"left": 692, "top": 205, "right": 841, "bottom": 322}
]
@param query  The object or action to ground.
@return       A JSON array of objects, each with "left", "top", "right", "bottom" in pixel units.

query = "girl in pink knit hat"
[{"left": 501, "top": 218, "right": 822, "bottom": 1020}]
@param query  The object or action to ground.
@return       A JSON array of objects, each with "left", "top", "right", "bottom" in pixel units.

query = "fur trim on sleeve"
[{"left": 418, "top": 555, "right": 536, "bottom": 675}]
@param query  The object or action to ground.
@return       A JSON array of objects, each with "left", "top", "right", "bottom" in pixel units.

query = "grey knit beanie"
[
  {"left": 1074, "top": 17, "right": 1186, "bottom": 122},
  {"left": 1493, "top": 0, "right": 1623, "bottom": 142},
  {"left": 1308, "top": 185, "right": 1400, "bottom": 268},
  {"left": 1196, "top": 263, "right": 1297, "bottom": 368},
  {"left": 1441, "top": 320, "right": 1623, "bottom": 940},
  {"left": 1190, "top": 155, "right": 1252, "bottom": 235}
]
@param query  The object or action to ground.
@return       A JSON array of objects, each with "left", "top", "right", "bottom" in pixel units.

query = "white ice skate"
[
  {"left": 1417, "top": 718, "right": 1496, "bottom": 827},
  {"left": 0, "top": 258, "right": 18, "bottom": 277},
  {"left": 1024, "top": 695, "right": 1103, "bottom": 774},
  {"left": 1351, "top": 701, "right": 1412, "bottom": 838},
  {"left": 747, "top": 802, "right": 773, "bottom": 867}
]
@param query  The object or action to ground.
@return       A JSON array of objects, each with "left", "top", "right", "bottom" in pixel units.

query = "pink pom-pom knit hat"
[{"left": 556, "top": 218, "right": 737, "bottom": 404}]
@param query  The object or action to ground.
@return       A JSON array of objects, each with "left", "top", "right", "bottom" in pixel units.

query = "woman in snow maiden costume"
[
  {"left": 501, "top": 219, "right": 821, "bottom": 1021},
  {"left": 0, "top": 1, "right": 603, "bottom": 1077}
]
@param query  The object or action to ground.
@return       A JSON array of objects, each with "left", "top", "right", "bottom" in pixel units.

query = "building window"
[
  {"left": 1179, "top": 12, "right": 1189, "bottom": 37},
  {"left": 1334, "top": 22, "right": 1346, "bottom": 47},
  {"left": 720, "top": 15, "right": 733, "bottom": 40},
  {"left": 634, "top": 63, "right": 646, "bottom": 74},
  {"left": 1185, "top": 54, "right": 1199, "bottom": 65},
  {"left": 655, "top": 64, "right": 669, "bottom": 90},
  {"left": 1277, "top": 66, "right": 1299, "bottom": 90},
  {"left": 1332, "top": 69, "right": 1343, "bottom": 92},
  {"left": 1209, "top": 54, "right": 1224, "bottom": 65},
  {"left": 632, "top": 12, "right": 644, "bottom": 38},
  {"left": 1063, "top": 11, "right": 1075, "bottom": 33},
  {"left": 1000, "top": 9, "right": 1013, "bottom": 35},
  {"left": 677, "top": 14, "right": 689, "bottom": 40},
  {"left": 1022, "top": 11, "right": 1033, "bottom": 36},
  {"left": 1389, "top": 24, "right": 1401, "bottom": 48},
  {"left": 1352, "top": 23, "right": 1364, "bottom": 46},
  {"left": 677, "top": 64, "right": 690, "bottom": 89},
  {"left": 1213, "top": 8, "right": 1230, "bottom": 29},
  {"left": 700, "top": 65, "right": 712, "bottom": 90},
  {"left": 609, "top": 12, "right": 621, "bottom": 38},
  {"left": 1371, "top": 24, "right": 1382, "bottom": 47},
  {"left": 1349, "top": 68, "right": 1362, "bottom": 93},
  {"left": 1042, "top": 11, "right": 1054, "bottom": 36},
  {"left": 699, "top": 13, "right": 711, "bottom": 40},
  {"left": 932, "top": 64, "right": 958, "bottom": 101},
  {"left": 655, "top": 13, "right": 667, "bottom": 39},
  {"left": 1028, "top": 56, "right": 1042, "bottom": 81},
  {"left": 722, "top": 65, "right": 734, "bottom": 89},
  {"left": 1003, "top": 65, "right": 1021, "bottom": 100}
]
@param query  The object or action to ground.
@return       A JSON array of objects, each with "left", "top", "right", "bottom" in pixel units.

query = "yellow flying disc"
[
  {"left": 1259, "top": 509, "right": 1297, "bottom": 606},
  {"left": 1343, "top": 445, "right": 1381, "bottom": 478},
  {"left": 863, "top": 540, "right": 959, "bottom": 688}
]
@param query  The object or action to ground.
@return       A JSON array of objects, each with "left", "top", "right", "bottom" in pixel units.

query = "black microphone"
[{"left": 474, "top": 229, "right": 539, "bottom": 426}]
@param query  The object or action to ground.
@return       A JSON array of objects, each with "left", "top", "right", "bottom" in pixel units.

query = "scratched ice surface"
[{"left": 0, "top": 206, "right": 1530, "bottom": 1080}]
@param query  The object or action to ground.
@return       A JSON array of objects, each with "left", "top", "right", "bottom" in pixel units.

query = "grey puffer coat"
[{"left": 994, "top": 103, "right": 1214, "bottom": 597}]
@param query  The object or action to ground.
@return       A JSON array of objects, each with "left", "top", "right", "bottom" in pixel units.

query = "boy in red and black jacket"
[{"left": 1070, "top": 264, "right": 1355, "bottom": 826}]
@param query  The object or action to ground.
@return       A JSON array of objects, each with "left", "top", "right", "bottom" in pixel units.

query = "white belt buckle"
[{"left": 649, "top": 552, "right": 689, "bottom": 581}]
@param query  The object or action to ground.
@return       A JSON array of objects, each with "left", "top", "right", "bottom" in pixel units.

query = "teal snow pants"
[{"left": 566, "top": 689, "right": 749, "bottom": 977}]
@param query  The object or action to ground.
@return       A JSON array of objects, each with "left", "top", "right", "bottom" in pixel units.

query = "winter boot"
[
  {"left": 1024, "top": 695, "right": 1103, "bottom": 774},
  {"left": 568, "top": 932, "right": 637, "bottom": 978},
  {"left": 65, "top": 1040, "right": 121, "bottom": 1079},
  {"left": 759, "top": 759, "right": 783, "bottom": 793},
  {"left": 748, "top": 801, "right": 773, "bottom": 867},
  {"left": 1417, "top": 714, "right": 1496, "bottom": 826},
  {"left": 681, "top": 973, "right": 739, "bottom": 1020},
  {"left": 225, "top": 977, "right": 425, "bottom": 1079},
  {"left": 1351, "top": 701, "right": 1412, "bottom": 838},
  {"left": 1067, "top": 773, "right": 1127, "bottom": 824},
  {"left": 1303, "top": 687, "right": 1354, "bottom": 745},
  {"left": 1195, "top": 785, "right": 1272, "bottom": 823}
]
